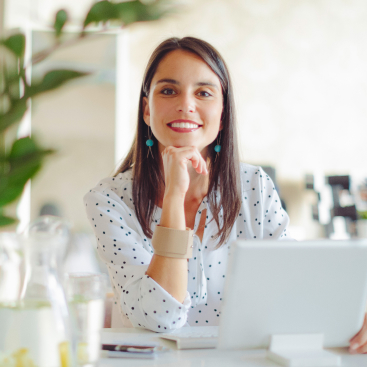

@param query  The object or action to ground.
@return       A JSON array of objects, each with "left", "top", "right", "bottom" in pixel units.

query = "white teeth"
[{"left": 170, "top": 122, "right": 200, "bottom": 128}]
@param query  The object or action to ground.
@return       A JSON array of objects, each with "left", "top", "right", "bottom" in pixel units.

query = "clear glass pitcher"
[
  {"left": 0, "top": 216, "right": 76, "bottom": 367},
  {"left": 0, "top": 232, "right": 23, "bottom": 360},
  {"left": 0, "top": 232, "right": 22, "bottom": 305}
]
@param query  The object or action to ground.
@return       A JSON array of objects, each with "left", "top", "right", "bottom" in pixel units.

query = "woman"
[{"left": 83, "top": 37, "right": 367, "bottom": 353}]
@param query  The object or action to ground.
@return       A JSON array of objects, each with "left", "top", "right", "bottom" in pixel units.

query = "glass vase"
[{"left": 0, "top": 216, "right": 76, "bottom": 367}]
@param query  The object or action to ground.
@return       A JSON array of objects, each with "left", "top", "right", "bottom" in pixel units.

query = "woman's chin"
[
  {"left": 165, "top": 141, "right": 199, "bottom": 149},
  {"left": 158, "top": 140, "right": 207, "bottom": 154}
]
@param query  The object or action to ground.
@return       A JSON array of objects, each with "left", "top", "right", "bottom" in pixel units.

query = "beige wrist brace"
[{"left": 152, "top": 225, "right": 194, "bottom": 259}]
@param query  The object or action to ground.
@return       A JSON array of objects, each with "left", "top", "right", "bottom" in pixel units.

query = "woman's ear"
[{"left": 143, "top": 96, "right": 150, "bottom": 126}]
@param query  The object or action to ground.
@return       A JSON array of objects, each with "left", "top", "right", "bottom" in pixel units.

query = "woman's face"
[{"left": 143, "top": 50, "right": 223, "bottom": 157}]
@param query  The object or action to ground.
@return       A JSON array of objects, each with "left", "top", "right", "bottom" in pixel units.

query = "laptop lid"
[{"left": 218, "top": 240, "right": 367, "bottom": 350}]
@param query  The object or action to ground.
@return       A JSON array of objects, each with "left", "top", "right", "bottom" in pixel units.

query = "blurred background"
[{"left": 2, "top": 0, "right": 367, "bottom": 257}]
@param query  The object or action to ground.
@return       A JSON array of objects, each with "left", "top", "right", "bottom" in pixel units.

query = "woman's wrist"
[
  {"left": 163, "top": 188, "right": 186, "bottom": 201},
  {"left": 161, "top": 193, "right": 186, "bottom": 230}
]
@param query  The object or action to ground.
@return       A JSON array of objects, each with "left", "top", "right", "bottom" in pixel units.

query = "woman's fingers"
[
  {"left": 351, "top": 342, "right": 367, "bottom": 354},
  {"left": 195, "top": 153, "right": 208, "bottom": 175},
  {"left": 349, "top": 314, "right": 367, "bottom": 354},
  {"left": 191, "top": 153, "right": 207, "bottom": 174},
  {"left": 188, "top": 150, "right": 201, "bottom": 170},
  {"left": 177, "top": 146, "right": 207, "bottom": 175}
]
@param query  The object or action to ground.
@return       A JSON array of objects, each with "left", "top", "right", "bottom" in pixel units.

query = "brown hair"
[{"left": 115, "top": 37, "right": 241, "bottom": 247}]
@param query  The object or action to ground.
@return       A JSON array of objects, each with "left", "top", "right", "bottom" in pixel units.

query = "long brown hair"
[{"left": 115, "top": 37, "right": 241, "bottom": 247}]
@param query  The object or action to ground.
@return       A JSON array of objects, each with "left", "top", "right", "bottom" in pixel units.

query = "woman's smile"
[{"left": 167, "top": 119, "right": 202, "bottom": 133}]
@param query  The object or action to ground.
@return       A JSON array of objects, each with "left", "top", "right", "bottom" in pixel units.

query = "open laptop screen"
[{"left": 218, "top": 240, "right": 367, "bottom": 350}]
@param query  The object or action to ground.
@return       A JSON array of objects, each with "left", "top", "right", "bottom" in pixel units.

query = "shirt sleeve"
[
  {"left": 259, "top": 167, "right": 293, "bottom": 240},
  {"left": 83, "top": 181, "right": 191, "bottom": 332}
]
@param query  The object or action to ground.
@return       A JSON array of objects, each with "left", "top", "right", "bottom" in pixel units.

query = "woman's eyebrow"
[
  {"left": 155, "top": 78, "right": 178, "bottom": 85},
  {"left": 197, "top": 82, "right": 218, "bottom": 89},
  {"left": 155, "top": 78, "right": 218, "bottom": 89}
]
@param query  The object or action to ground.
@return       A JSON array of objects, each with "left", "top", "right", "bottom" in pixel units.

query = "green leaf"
[
  {"left": 2, "top": 34, "right": 26, "bottom": 58},
  {"left": 0, "top": 215, "right": 16, "bottom": 227},
  {"left": 9, "top": 136, "right": 38, "bottom": 159},
  {"left": 83, "top": 0, "right": 169, "bottom": 29},
  {"left": 83, "top": 1, "right": 117, "bottom": 28},
  {"left": 0, "top": 137, "right": 54, "bottom": 207},
  {"left": 26, "top": 69, "right": 89, "bottom": 97},
  {"left": 0, "top": 99, "right": 28, "bottom": 134},
  {"left": 54, "top": 9, "right": 68, "bottom": 37},
  {"left": 115, "top": 0, "right": 168, "bottom": 25},
  {"left": 0, "top": 177, "right": 31, "bottom": 207}
]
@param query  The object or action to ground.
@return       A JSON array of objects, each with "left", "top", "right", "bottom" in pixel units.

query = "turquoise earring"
[
  {"left": 146, "top": 127, "right": 154, "bottom": 158},
  {"left": 214, "top": 132, "right": 221, "bottom": 162}
]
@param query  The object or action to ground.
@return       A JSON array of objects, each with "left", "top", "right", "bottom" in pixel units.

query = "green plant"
[
  {"left": 358, "top": 211, "right": 367, "bottom": 220},
  {"left": 0, "top": 0, "right": 173, "bottom": 227}
]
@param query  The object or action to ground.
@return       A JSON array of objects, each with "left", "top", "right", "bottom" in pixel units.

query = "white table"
[{"left": 99, "top": 328, "right": 367, "bottom": 367}]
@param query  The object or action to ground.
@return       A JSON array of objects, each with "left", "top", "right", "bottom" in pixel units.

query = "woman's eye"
[
  {"left": 161, "top": 88, "right": 176, "bottom": 95},
  {"left": 197, "top": 91, "right": 211, "bottom": 97}
]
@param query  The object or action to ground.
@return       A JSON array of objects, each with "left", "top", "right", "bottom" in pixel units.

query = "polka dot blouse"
[{"left": 83, "top": 162, "right": 292, "bottom": 332}]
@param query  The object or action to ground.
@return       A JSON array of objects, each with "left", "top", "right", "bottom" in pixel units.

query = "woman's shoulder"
[
  {"left": 83, "top": 169, "right": 134, "bottom": 209},
  {"left": 239, "top": 162, "right": 268, "bottom": 191},
  {"left": 239, "top": 162, "right": 261, "bottom": 175}
]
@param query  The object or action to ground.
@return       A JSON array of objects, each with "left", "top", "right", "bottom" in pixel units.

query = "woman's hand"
[
  {"left": 349, "top": 313, "right": 367, "bottom": 353},
  {"left": 161, "top": 146, "right": 208, "bottom": 199}
]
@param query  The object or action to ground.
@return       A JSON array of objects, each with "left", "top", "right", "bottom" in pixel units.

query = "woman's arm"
[
  {"left": 83, "top": 185, "right": 190, "bottom": 332},
  {"left": 146, "top": 194, "right": 188, "bottom": 302},
  {"left": 146, "top": 146, "right": 208, "bottom": 303}
]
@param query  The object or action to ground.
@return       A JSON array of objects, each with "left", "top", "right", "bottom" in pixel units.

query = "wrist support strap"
[{"left": 152, "top": 225, "right": 194, "bottom": 259}]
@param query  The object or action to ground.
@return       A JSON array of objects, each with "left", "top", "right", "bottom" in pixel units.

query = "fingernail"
[{"left": 350, "top": 343, "right": 359, "bottom": 350}]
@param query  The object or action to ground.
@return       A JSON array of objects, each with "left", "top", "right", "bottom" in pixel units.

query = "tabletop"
[{"left": 99, "top": 328, "right": 367, "bottom": 367}]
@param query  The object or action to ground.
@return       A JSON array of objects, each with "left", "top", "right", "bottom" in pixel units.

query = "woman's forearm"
[{"left": 146, "top": 194, "right": 188, "bottom": 303}]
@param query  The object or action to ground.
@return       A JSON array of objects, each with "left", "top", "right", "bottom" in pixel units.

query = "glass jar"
[
  {"left": 65, "top": 273, "right": 106, "bottom": 365},
  {"left": 0, "top": 216, "right": 76, "bottom": 367},
  {"left": 0, "top": 233, "right": 23, "bottom": 362}
]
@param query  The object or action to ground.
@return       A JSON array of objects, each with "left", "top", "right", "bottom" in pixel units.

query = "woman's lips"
[
  {"left": 168, "top": 126, "right": 201, "bottom": 133},
  {"left": 167, "top": 122, "right": 201, "bottom": 133}
]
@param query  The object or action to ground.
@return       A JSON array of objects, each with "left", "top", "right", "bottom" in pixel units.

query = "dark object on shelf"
[
  {"left": 332, "top": 206, "right": 357, "bottom": 221},
  {"left": 305, "top": 174, "right": 314, "bottom": 190},
  {"left": 327, "top": 176, "right": 350, "bottom": 191},
  {"left": 305, "top": 173, "right": 357, "bottom": 238},
  {"left": 312, "top": 205, "right": 319, "bottom": 221}
]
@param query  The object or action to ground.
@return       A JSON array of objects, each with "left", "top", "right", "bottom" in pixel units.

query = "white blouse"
[{"left": 83, "top": 162, "right": 292, "bottom": 332}]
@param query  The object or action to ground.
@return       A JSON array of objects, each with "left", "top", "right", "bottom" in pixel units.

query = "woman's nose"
[{"left": 176, "top": 93, "right": 195, "bottom": 113}]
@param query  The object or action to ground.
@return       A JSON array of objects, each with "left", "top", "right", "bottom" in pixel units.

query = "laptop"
[{"left": 160, "top": 240, "right": 367, "bottom": 352}]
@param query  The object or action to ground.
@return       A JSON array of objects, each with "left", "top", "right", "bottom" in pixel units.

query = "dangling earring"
[
  {"left": 146, "top": 127, "right": 154, "bottom": 158},
  {"left": 214, "top": 132, "right": 221, "bottom": 162}
]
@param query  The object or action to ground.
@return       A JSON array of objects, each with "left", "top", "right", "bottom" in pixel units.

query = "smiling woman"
[
  {"left": 143, "top": 50, "right": 223, "bottom": 154},
  {"left": 83, "top": 37, "right": 292, "bottom": 330},
  {"left": 116, "top": 38, "right": 242, "bottom": 249}
]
